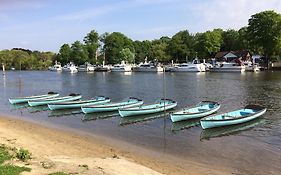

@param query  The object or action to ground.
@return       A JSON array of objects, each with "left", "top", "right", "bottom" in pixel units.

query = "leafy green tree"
[
  {"left": 167, "top": 30, "right": 195, "bottom": 62},
  {"left": 195, "top": 29, "right": 223, "bottom": 58},
  {"left": 84, "top": 30, "right": 99, "bottom": 63},
  {"left": 58, "top": 44, "right": 71, "bottom": 65},
  {"left": 247, "top": 10, "right": 281, "bottom": 58},
  {"left": 119, "top": 48, "right": 135, "bottom": 63},
  {"left": 103, "top": 32, "right": 134, "bottom": 64},
  {"left": 70, "top": 41, "right": 88, "bottom": 65},
  {"left": 134, "top": 40, "right": 152, "bottom": 63},
  {"left": 221, "top": 29, "right": 240, "bottom": 51},
  {"left": 151, "top": 38, "right": 171, "bottom": 63}
]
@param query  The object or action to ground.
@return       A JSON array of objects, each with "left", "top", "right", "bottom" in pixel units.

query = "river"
[{"left": 0, "top": 71, "right": 280, "bottom": 174}]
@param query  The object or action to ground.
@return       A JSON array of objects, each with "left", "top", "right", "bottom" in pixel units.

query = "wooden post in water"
[{"left": 2, "top": 63, "right": 5, "bottom": 76}]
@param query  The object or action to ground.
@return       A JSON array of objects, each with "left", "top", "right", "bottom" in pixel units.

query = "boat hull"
[
  {"left": 200, "top": 109, "right": 266, "bottom": 129},
  {"left": 48, "top": 99, "right": 110, "bottom": 110},
  {"left": 28, "top": 95, "right": 82, "bottom": 107},
  {"left": 9, "top": 93, "right": 59, "bottom": 104},
  {"left": 81, "top": 101, "right": 144, "bottom": 114},
  {"left": 171, "top": 105, "right": 220, "bottom": 122},
  {"left": 119, "top": 103, "right": 177, "bottom": 117}
]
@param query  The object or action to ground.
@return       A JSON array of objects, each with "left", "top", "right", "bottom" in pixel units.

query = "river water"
[{"left": 0, "top": 71, "right": 280, "bottom": 174}]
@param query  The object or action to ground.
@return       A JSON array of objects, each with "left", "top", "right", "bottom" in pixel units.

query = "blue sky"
[{"left": 0, "top": 0, "right": 281, "bottom": 52}]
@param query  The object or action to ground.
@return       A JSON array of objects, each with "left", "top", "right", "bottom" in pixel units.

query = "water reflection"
[
  {"left": 119, "top": 112, "right": 168, "bottom": 126},
  {"left": 48, "top": 109, "right": 82, "bottom": 117},
  {"left": 200, "top": 118, "right": 266, "bottom": 141},
  {"left": 10, "top": 103, "right": 29, "bottom": 110},
  {"left": 82, "top": 111, "right": 119, "bottom": 122},
  {"left": 28, "top": 106, "right": 49, "bottom": 113},
  {"left": 171, "top": 118, "right": 201, "bottom": 132}
]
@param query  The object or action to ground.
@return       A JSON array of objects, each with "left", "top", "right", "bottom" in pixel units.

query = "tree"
[
  {"left": 151, "top": 38, "right": 171, "bottom": 63},
  {"left": 119, "top": 48, "right": 135, "bottom": 63},
  {"left": 70, "top": 41, "right": 88, "bottom": 65},
  {"left": 84, "top": 30, "right": 99, "bottom": 63},
  {"left": 195, "top": 29, "right": 223, "bottom": 58},
  {"left": 221, "top": 29, "right": 240, "bottom": 51},
  {"left": 167, "top": 30, "right": 195, "bottom": 62},
  {"left": 247, "top": 10, "right": 281, "bottom": 58},
  {"left": 134, "top": 40, "right": 152, "bottom": 63},
  {"left": 58, "top": 44, "right": 71, "bottom": 65},
  {"left": 103, "top": 32, "right": 134, "bottom": 64}
]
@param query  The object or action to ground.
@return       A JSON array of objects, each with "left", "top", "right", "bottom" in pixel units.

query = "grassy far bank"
[{"left": 0, "top": 144, "right": 31, "bottom": 175}]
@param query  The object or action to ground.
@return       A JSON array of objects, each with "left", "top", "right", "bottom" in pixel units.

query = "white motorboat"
[
  {"left": 62, "top": 62, "right": 78, "bottom": 73},
  {"left": 49, "top": 61, "right": 62, "bottom": 71},
  {"left": 111, "top": 61, "right": 132, "bottom": 72},
  {"left": 170, "top": 59, "right": 206, "bottom": 72},
  {"left": 209, "top": 62, "right": 245, "bottom": 72},
  {"left": 78, "top": 62, "right": 95, "bottom": 72}
]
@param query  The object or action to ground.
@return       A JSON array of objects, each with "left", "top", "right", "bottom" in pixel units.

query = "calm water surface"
[{"left": 0, "top": 71, "right": 281, "bottom": 174}]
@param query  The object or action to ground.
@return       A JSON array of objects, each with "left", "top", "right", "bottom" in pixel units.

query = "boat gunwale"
[
  {"left": 171, "top": 101, "right": 220, "bottom": 115},
  {"left": 29, "top": 95, "right": 81, "bottom": 102},
  {"left": 82, "top": 98, "right": 143, "bottom": 109},
  {"left": 119, "top": 100, "right": 177, "bottom": 111},
  {"left": 200, "top": 106, "right": 266, "bottom": 122},
  {"left": 48, "top": 97, "right": 110, "bottom": 105},
  {"left": 10, "top": 93, "right": 59, "bottom": 100}
]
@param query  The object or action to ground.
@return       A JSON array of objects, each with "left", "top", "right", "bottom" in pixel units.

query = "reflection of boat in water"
[
  {"left": 200, "top": 118, "right": 265, "bottom": 140},
  {"left": 171, "top": 118, "right": 201, "bottom": 132},
  {"left": 82, "top": 111, "right": 119, "bottom": 122},
  {"left": 119, "top": 112, "right": 169, "bottom": 126},
  {"left": 48, "top": 109, "right": 82, "bottom": 117},
  {"left": 10, "top": 103, "right": 30, "bottom": 110},
  {"left": 28, "top": 106, "right": 49, "bottom": 113}
]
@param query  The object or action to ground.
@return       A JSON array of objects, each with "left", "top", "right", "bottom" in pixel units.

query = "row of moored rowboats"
[{"left": 9, "top": 92, "right": 267, "bottom": 129}]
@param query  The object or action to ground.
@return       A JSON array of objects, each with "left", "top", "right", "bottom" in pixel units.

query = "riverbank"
[{"left": 0, "top": 115, "right": 233, "bottom": 175}]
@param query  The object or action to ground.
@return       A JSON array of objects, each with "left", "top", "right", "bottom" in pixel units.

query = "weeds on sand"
[
  {"left": 48, "top": 172, "right": 69, "bottom": 175},
  {"left": 0, "top": 144, "right": 31, "bottom": 175},
  {"left": 16, "top": 148, "right": 31, "bottom": 161}
]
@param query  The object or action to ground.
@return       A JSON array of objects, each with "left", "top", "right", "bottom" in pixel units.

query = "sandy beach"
[{"left": 0, "top": 114, "right": 234, "bottom": 175}]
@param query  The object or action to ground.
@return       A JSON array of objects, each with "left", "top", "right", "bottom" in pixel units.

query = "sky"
[{"left": 0, "top": 0, "right": 281, "bottom": 52}]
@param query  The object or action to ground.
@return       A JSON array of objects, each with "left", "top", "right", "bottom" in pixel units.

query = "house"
[{"left": 215, "top": 51, "right": 251, "bottom": 62}]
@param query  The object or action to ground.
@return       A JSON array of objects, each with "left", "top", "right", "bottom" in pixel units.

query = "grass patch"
[
  {"left": 0, "top": 144, "right": 31, "bottom": 175},
  {"left": 0, "top": 145, "right": 11, "bottom": 164},
  {"left": 0, "top": 164, "right": 31, "bottom": 175},
  {"left": 48, "top": 172, "right": 69, "bottom": 175}
]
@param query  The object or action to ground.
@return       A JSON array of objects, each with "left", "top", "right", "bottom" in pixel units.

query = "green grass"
[
  {"left": 0, "top": 145, "right": 11, "bottom": 164},
  {"left": 0, "top": 144, "right": 31, "bottom": 175},
  {"left": 48, "top": 172, "right": 68, "bottom": 175},
  {"left": 0, "top": 164, "right": 31, "bottom": 175}
]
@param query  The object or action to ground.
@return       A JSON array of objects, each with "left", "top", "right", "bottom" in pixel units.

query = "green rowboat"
[
  {"left": 28, "top": 94, "right": 82, "bottom": 107},
  {"left": 9, "top": 92, "right": 59, "bottom": 104},
  {"left": 47, "top": 96, "right": 110, "bottom": 110}
]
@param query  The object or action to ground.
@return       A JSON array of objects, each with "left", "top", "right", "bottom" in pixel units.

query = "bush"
[{"left": 16, "top": 148, "right": 31, "bottom": 161}]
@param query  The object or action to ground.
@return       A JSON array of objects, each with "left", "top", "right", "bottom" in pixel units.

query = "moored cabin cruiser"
[
  {"left": 209, "top": 62, "right": 245, "bottom": 72},
  {"left": 170, "top": 59, "right": 206, "bottom": 72},
  {"left": 132, "top": 59, "right": 163, "bottom": 72},
  {"left": 49, "top": 61, "right": 62, "bottom": 71},
  {"left": 62, "top": 62, "right": 78, "bottom": 73},
  {"left": 111, "top": 61, "right": 132, "bottom": 72},
  {"left": 78, "top": 62, "right": 95, "bottom": 72}
]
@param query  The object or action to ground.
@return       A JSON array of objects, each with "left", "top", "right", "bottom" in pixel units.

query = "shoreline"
[{"left": 0, "top": 114, "right": 232, "bottom": 175}]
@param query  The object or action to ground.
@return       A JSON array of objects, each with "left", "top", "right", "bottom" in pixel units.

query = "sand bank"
[{"left": 0, "top": 115, "right": 232, "bottom": 175}]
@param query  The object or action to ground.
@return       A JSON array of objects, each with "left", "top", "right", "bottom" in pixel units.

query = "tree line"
[{"left": 1, "top": 10, "right": 281, "bottom": 70}]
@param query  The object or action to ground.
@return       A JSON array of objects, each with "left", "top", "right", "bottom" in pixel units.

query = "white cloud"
[{"left": 192, "top": 0, "right": 281, "bottom": 31}]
